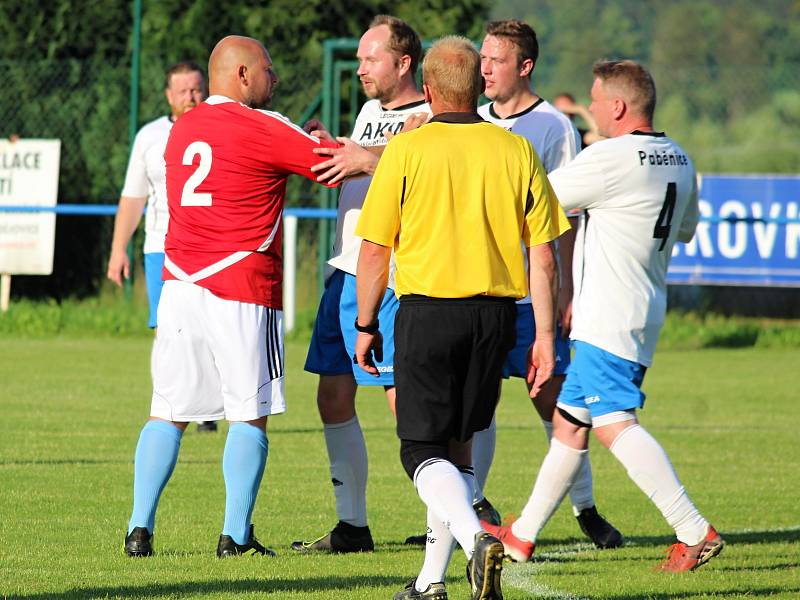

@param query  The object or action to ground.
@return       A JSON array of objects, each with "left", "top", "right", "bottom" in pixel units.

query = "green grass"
[{"left": 1, "top": 338, "right": 799, "bottom": 599}]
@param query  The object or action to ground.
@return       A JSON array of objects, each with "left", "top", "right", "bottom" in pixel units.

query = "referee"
[{"left": 354, "top": 36, "right": 569, "bottom": 600}]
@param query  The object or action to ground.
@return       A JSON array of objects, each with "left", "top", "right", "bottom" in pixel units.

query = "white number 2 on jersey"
[{"left": 180, "top": 141, "right": 213, "bottom": 206}]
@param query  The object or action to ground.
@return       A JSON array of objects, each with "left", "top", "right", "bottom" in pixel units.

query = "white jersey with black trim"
[
  {"left": 121, "top": 115, "right": 172, "bottom": 254},
  {"left": 548, "top": 131, "right": 700, "bottom": 366},
  {"left": 478, "top": 98, "right": 581, "bottom": 173},
  {"left": 479, "top": 98, "right": 581, "bottom": 303},
  {"left": 327, "top": 98, "right": 431, "bottom": 287}
]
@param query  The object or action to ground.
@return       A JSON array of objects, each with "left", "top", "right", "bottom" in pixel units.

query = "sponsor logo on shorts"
[
  {"left": 585, "top": 395, "right": 601, "bottom": 404},
  {"left": 376, "top": 365, "right": 394, "bottom": 373}
]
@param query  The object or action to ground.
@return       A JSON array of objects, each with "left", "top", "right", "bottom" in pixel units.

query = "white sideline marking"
[{"left": 502, "top": 526, "right": 800, "bottom": 599}]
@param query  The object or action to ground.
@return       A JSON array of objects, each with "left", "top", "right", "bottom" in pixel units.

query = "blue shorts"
[
  {"left": 503, "top": 305, "right": 570, "bottom": 378},
  {"left": 557, "top": 341, "right": 647, "bottom": 419},
  {"left": 144, "top": 252, "right": 165, "bottom": 329},
  {"left": 304, "top": 270, "right": 397, "bottom": 386}
]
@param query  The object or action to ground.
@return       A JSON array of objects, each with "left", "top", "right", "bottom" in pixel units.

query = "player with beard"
[{"left": 293, "top": 15, "right": 430, "bottom": 554}]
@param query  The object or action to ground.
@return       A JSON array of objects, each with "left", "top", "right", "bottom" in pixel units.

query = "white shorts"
[{"left": 150, "top": 280, "right": 286, "bottom": 422}]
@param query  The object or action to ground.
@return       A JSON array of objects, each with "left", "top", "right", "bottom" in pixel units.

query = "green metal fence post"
[{"left": 124, "top": 0, "right": 142, "bottom": 302}]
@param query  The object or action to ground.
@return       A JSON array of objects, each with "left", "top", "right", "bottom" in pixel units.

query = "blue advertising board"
[{"left": 669, "top": 175, "right": 800, "bottom": 287}]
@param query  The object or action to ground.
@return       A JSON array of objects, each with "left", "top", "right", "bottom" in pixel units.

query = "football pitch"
[{"left": 2, "top": 337, "right": 798, "bottom": 599}]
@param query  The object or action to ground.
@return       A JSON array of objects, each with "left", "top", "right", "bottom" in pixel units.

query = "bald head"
[
  {"left": 423, "top": 36, "right": 482, "bottom": 112},
  {"left": 209, "top": 35, "right": 278, "bottom": 109}
]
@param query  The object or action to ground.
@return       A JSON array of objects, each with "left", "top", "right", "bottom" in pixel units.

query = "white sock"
[
  {"left": 512, "top": 438, "right": 587, "bottom": 542},
  {"left": 540, "top": 420, "right": 595, "bottom": 515},
  {"left": 323, "top": 416, "right": 368, "bottom": 527},
  {"left": 609, "top": 424, "right": 708, "bottom": 545},
  {"left": 415, "top": 467, "right": 474, "bottom": 591},
  {"left": 472, "top": 416, "right": 496, "bottom": 503},
  {"left": 415, "top": 459, "right": 482, "bottom": 559}
]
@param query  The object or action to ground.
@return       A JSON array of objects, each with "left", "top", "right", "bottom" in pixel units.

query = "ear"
[
  {"left": 238, "top": 64, "right": 248, "bottom": 86},
  {"left": 612, "top": 97, "right": 626, "bottom": 120},
  {"left": 519, "top": 58, "right": 534, "bottom": 78},
  {"left": 422, "top": 83, "right": 432, "bottom": 104},
  {"left": 398, "top": 54, "right": 412, "bottom": 78}
]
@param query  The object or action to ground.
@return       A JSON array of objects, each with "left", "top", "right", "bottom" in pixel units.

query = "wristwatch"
[{"left": 354, "top": 318, "right": 379, "bottom": 334}]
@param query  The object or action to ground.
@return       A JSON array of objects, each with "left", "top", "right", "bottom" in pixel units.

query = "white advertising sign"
[{"left": 0, "top": 139, "right": 61, "bottom": 275}]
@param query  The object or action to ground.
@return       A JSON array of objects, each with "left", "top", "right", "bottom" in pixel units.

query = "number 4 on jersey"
[
  {"left": 653, "top": 182, "right": 676, "bottom": 251},
  {"left": 181, "top": 141, "right": 213, "bottom": 206}
]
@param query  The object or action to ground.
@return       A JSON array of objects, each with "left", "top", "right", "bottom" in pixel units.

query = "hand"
[
  {"left": 383, "top": 112, "right": 429, "bottom": 141},
  {"left": 107, "top": 250, "right": 130, "bottom": 288},
  {"left": 303, "top": 119, "right": 334, "bottom": 142},
  {"left": 557, "top": 286, "right": 574, "bottom": 338},
  {"left": 355, "top": 331, "right": 384, "bottom": 376},
  {"left": 311, "top": 137, "right": 378, "bottom": 184},
  {"left": 526, "top": 338, "right": 555, "bottom": 398}
]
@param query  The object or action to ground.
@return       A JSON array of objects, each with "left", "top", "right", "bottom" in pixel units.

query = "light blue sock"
[
  {"left": 128, "top": 420, "right": 183, "bottom": 534},
  {"left": 222, "top": 423, "right": 268, "bottom": 544}
]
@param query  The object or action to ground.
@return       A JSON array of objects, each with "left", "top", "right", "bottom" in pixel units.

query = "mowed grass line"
[{"left": 1, "top": 338, "right": 798, "bottom": 599}]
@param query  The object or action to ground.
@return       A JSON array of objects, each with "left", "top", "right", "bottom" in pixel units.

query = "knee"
[
  {"left": 317, "top": 375, "right": 357, "bottom": 423},
  {"left": 399, "top": 439, "right": 449, "bottom": 481}
]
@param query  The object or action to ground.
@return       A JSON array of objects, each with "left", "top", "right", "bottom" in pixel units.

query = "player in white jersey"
[
  {"left": 473, "top": 19, "right": 623, "bottom": 550},
  {"left": 107, "top": 62, "right": 217, "bottom": 434},
  {"left": 481, "top": 60, "right": 724, "bottom": 573},
  {"left": 108, "top": 61, "right": 206, "bottom": 325},
  {"left": 294, "top": 15, "right": 431, "bottom": 554}
]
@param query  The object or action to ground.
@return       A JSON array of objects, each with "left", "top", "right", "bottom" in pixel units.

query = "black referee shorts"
[{"left": 394, "top": 295, "right": 517, "bottom": 443}]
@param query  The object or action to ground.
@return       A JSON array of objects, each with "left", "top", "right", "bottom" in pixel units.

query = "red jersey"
[{"left": 163, "top": 95, "right": 337, "bottom": 308}]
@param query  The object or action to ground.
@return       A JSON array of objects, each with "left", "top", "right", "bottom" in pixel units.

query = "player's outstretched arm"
[
  {"left": 107, "top": 195, "right": 146, "bottom": 287},
  {"left": 527, "top": 241, "right": 558, "bottom": 397},
  {"left": 311, "top": 138, "right": 379, "bottom": 184}
]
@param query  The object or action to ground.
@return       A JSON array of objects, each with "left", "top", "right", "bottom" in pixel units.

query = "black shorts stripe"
[{"left": 263, "top": 308, "right": 284, "bottom": 381}]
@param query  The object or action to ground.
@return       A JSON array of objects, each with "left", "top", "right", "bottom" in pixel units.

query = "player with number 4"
[
  {"left": 123, "top": 35, "right": 339, "bottom": 559},
  {"left": 480, "top": 60, "right": 725, "bottom": 573}
]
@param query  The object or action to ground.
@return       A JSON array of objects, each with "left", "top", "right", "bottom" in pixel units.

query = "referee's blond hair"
[{"left": 422, "top": 36, "right": 482, "bottom": 109}]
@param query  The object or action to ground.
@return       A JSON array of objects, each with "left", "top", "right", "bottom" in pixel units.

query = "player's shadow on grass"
[
  {"left": 19, "top": 575, "right": 403, "bottom": 599},
  {"left": 603, "top": 588, "right": 800, "bottom": 600},
  {"left": 540, "top": 526, "right": 800, "bottom": 550}
]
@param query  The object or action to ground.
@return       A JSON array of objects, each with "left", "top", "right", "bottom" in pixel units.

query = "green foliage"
[
  {"left": 659, "top": 311, "right": 800, "bottom": 350},
  {"left": 0, "top": 296, "right": 150, "bottom": 338},
  {"left": 492, "top": 0, "right": 800, "bottom": 173}
]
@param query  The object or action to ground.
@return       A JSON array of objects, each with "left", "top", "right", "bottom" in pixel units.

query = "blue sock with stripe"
[
  {"left": 128, "top": 420, "right": 183, "bottom": 534},
  {"left": 222, "top": 423, "right": 268, "bottom": 544}
]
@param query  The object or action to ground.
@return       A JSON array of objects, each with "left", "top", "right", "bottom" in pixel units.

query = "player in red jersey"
[{"left": 123, "top": 35, "right": 338, "bottom": 559}]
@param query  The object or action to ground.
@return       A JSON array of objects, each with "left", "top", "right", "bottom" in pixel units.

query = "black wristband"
[{"left": 354, "top": 318, "right": 379, "bottom": 334}]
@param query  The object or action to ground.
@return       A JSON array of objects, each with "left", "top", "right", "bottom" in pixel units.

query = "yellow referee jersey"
[{"left": 355, "top": 112, "right": 570, "bottom": 299}]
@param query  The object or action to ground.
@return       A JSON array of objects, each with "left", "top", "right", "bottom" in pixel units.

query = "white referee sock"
[
  {"left": 415, "top": 467, "right": 473, "bottom": 592},
  {"left": 541, "top": 420, "right": 595, "bottom": 514},
  {"left": 323, "top": 416, "right": 368, "bottom": 527},
  {"left": 415, "top": 459, "right": 482, "bottom": 559},
  {"left": 471, "top": 416, "right": 496, "bottom": 503},
  {"left": 512, "top": 438, "right": 587, "bottom": 542},
  {"left": 609, "top": 424, "right": 708, "bottom": 545}
]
